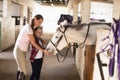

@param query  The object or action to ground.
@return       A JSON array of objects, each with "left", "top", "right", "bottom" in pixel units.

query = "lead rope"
[
  {"left": 56, "top": 30, "right": 71, "bottom": 63},
  {"left": 116, "top": 19, "right": 120, "bottom": 80},
  {"left": 108, "top": 23, "right": 117, "bottom": 77},
  {"left": 56, "top": 43, "right": 71, "bottom": 63}
]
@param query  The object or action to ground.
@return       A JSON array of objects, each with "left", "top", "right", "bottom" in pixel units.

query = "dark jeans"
[{"left": 30, "top": 58, "right": 43, "bottom": 80}]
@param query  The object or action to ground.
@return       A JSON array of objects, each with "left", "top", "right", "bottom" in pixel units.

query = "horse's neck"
[
  {"left": 65, "top": 24, "right": 110, "bottom": 45},
  {"left": 65, "top": 27, "right": 89, "bottom": 44}
]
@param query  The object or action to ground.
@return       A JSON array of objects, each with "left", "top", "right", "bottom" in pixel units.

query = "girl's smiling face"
[{"left": 35, "top": 27, "right": 42, "bottom": 37}]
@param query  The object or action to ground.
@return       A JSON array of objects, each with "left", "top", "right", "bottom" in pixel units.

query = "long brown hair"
[
  {"left": 31, "top": 14, "right": 43, "bottom": 32},
  {"left": 31, "top": 14, "right": 44, "bottom": 46}
]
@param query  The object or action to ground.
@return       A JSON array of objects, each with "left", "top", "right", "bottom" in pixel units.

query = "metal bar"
[{"left": 97, "top": 53, "right": 105, "bottom": 80}]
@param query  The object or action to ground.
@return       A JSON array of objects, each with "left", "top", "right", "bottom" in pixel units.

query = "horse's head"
[{"left": 46, "top": 25, "right": 69, "bottom": 55}]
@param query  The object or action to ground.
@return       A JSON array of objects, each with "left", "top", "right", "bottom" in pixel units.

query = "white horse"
[{"left": 46, "top": 22, "right": 111, "bottom": 80}]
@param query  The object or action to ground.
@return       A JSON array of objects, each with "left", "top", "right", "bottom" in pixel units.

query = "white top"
[
  {"left": 35, "top": 49, "right": 43, "bottom": 59},
  {"left": 35, "top": 39, "right": 43, "bottom": 59},
  {"left": 15, "top": 24, "right": 33, "bottom": 51}
]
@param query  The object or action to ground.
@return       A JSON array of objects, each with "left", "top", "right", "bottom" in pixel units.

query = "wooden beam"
[
  {"left": 92, "top": 0, "right": 113, "bottom": 4},
  {"left": 84, "top": 45, "right": 96, "bottom": 80},
  {"left": 92, "top": 0, "right": 107, "bottom": 1},
  {"left": 78, "top": 0, "right": 113, "bottom": 4}
]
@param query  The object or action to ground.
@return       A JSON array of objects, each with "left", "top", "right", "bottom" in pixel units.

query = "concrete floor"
[{"left": 0, "top": 46, "right": 80, "bottom": 80}]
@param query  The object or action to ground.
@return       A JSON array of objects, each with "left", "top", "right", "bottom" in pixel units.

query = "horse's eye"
[{"left": 55, "top": 36, "right": 59, "bottom": 38}]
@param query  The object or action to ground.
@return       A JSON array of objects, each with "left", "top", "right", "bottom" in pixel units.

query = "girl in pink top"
[{"left": 13, "top": 14, "right": 50, "bottom": 80}]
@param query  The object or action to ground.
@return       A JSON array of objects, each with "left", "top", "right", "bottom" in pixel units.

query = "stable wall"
[
  {"left": 0, "top": 17, "right": 15, "bottom": 51},
  {"left": 0, "top": 1, "right": 3, "bottom": 17},
  {"left": 76, "top": 45, "right": 95, "bottom": 80}
]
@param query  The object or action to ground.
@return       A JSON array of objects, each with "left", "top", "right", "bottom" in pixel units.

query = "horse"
[{"left": 46, "top": 22, "right": 111, "bottom": 80}]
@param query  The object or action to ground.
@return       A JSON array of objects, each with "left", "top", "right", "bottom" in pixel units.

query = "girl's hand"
[{"left": 44, "top": 50, "right": 52, "bottom": 56}]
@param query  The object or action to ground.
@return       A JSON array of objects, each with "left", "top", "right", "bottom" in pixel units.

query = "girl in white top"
[
  {"left": 13, "top": 14, "right": 50, "bottom": 80},
  {"left": 30, "top": 27, "right": 44, "bottom": 80}
]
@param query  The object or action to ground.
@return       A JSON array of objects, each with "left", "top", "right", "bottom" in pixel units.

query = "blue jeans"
[{"left": 30, "top": 58, "right": 43, "bottom": 80}]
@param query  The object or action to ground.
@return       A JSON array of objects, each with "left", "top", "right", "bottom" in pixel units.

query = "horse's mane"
[{"left": 63, "top": 22, "right": 111, "bottom": 31}]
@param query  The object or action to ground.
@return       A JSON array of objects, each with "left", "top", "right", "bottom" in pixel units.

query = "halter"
[
  {"left": 50, "top": 26, "right": 71, "bottom": 62},
  {"left": 77, "top": 23, "right": 91, "bottom": 48}
]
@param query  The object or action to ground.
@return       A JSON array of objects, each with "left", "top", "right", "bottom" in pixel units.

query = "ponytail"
[
  {"left": 31, "top": 19, "right": 36, "bottom": 38},
  {"left": 31, "top": 19, "right": 34, "bottom": 32},
  {"left": 29, "top": 14, "right": 44, "bottom": 50}
]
